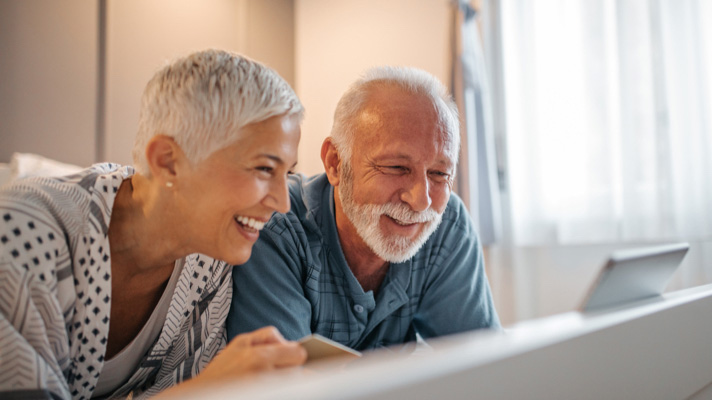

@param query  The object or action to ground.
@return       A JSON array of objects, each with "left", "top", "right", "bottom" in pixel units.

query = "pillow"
[
  {"left": 9, "top": 152, "right": 83, "bottom": 181},
  {"left": 0, "top": 163, "right": 11, "bottom": 187}
]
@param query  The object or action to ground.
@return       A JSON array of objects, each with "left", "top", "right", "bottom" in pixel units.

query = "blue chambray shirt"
[{"left": 227, "top": 173, "right": 500, "bottom": 351}]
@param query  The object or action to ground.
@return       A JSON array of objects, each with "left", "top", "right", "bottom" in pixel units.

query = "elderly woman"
[{"left": 0, "top": 49, "right": 306, "bottom": 399}]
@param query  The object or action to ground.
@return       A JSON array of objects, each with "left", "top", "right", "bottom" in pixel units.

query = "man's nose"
[{"left": 399, "top": 174, "right": 431, "bottom": 212}]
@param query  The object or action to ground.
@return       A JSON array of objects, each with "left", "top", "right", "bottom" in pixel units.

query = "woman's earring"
[{"left": 166, "top": 181, "right": 174, "bottom": 188}]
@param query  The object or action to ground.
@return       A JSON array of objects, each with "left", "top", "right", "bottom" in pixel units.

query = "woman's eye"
[{"left": 255, "top": 166, "right": 274, "bottom": 175}]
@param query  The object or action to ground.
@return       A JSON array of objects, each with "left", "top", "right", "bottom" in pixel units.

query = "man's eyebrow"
[
  {"left": 434, "top": 158, "right": 455, "bottom": 167},
  {"left": 374, "top": 153, "right": 454, "bottom": 167},
  {"left": 373, "top": 153, "right": 413, "bottom": 161}
]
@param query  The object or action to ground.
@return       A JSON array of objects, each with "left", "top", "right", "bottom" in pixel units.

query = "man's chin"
[
  {"left": 369, "top": 238, "right": 422, "bottom": 264},
  {"left": 378, "top": 250, "right": 419, "bottom": 264},
  {"left": 371, "top": 220, "right": 441, "bottom": 263}
]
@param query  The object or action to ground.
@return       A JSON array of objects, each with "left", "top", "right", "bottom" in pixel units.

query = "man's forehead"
[
  {"left": 353, "top": 125, "right": 457, "bottom": 165},
  {"left": 354, "top": 86, "right": 457, "bottom": 159},
  {"left": 357, "top": 86, "right": 433, "bottom": 129},
  {"left": 369, "top": 135, "right": 457, "bottom": 160},
  {"left": 361, "top": 83, "right": 424, "bottom": 108}
]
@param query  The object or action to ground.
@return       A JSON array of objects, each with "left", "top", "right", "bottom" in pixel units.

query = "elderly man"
[{"left": 227, "top": 66, "right": 500, "bottom": 351}]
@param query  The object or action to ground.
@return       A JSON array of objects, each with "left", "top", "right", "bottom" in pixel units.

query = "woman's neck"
[
  {"left": 108, "top": 176, "right": 184, "bottom": 287},
  {"left": 105, "top": 175, "right": 181, "bottom": 359}
]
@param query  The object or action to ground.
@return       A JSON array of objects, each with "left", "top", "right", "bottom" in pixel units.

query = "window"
[{"left": 495, "top": 0, "right": 712, "bottom": 245}]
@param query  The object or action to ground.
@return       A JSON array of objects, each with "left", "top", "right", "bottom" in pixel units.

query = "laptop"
[{"left": 579, "top": 242, "right": 690, "bottom": 312}]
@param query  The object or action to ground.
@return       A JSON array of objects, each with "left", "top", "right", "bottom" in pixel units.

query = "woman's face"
[{"left": 175, "top": 113, "right": 300, "bottom": 265}]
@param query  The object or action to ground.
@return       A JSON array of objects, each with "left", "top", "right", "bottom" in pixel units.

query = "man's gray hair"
[
  {"left": 132, "top": 49, "right": 304, "bottom": 175},
  {"left": 330, "top": 66, "right": 460, "bottom": 164}
]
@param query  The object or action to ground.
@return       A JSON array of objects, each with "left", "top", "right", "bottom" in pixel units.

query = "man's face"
[{"left": 336, "top": 85, "right": 457, "bottom": 263}]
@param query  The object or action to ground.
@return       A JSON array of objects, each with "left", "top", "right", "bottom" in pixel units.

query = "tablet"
[
  {"left": 298, "top": 334, "right": 362, "bottom": 362},
  {"left": 579, "top": 242, "right": 689, "bottom": 312}
]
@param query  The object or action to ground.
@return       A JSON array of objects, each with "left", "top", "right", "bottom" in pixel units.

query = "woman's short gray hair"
[
  {"left": 330, "top": 66, "right": 459, "bottom": 164},
  {"left": 132, "top": 49, "right": 304, "bottom": 175}
]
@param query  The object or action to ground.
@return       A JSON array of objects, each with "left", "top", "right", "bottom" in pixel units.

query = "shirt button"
[{"left": 354, "top": 304, "right": 364, "bottom": 313}]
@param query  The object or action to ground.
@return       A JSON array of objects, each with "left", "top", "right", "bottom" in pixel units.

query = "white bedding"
[
  {"left": 0, "top": 163, "right": 10, "bottom": 187},
  {"left": 0, "top": 153, "right": 83, "bottom": 187}
]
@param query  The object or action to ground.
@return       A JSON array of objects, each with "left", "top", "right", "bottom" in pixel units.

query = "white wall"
[
  {"left": 485, "top": 240, "right": 712, "bottom": 326},
  {"left": 245, "top": 0, "right": 295, "bottom": 86},
  {"left": 0, "top": 0, "right": 451, "bottom": 174},
  {"left": 294, "top": 0, "right": 453, "bottom": 175},
  {"left": 0, "top": 0, "right": 98, "bottom": 167},
  {"left": 0, "top": 0, "right": 294, "bottom": 167}
]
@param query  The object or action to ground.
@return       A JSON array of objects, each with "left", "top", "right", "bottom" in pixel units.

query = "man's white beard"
[{"left": 338, "top": 163, "right": 444, "bottom": 263}]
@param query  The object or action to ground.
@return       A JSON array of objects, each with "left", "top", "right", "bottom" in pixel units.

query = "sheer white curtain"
[
  {"left": 452, "top": 0, "right": 503, "bottom": 245},
  {"left": 500, "top": 0, "right": 712, "bottom": 245}
]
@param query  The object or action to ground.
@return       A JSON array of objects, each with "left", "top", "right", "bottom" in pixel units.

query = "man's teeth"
[{"left": 235, "top": 216, "right": 266, "bottom": 231}]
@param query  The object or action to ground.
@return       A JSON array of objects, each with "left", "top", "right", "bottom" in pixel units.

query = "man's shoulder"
[
  {"left": 413, "top": 191, "right": 478, "bottom": 261},
  {"left": 286, "top": 172, "right": 330, "bottom": 209},
  {"left": 265, "top": 173, "right": 331, "bottom": 238},
  {"left": 406, "top": 192, "right": 477, "bottom": 264},
  {"left": 439, "top": 191, "right": 474, "bottom": 232}
]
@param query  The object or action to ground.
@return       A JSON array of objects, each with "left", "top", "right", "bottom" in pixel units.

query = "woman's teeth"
[{"left": 235, "top": 215, "right": 266, "bottom": 231}]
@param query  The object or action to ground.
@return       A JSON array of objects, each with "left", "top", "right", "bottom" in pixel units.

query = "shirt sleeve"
[
  {"left": 0, "top": 228, "right": 71, "bottom": 399},
  {"left": 227, "top": 216, "right": 313, "bottom": 342},
  {"left": 412, "top": 196, "right": 501, "bottom": 339}
]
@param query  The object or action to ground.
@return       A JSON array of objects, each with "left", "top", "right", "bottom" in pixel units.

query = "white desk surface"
[{"left": 181, "top": 284, "right": 712, "bottom": 400}]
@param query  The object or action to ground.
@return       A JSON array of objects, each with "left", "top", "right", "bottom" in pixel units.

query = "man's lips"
[
  {"left": 383, "top": 215, "right": 425, "bottom": 235},
  {"left": 389, "top": 216, "right": 418, "bottom": 226}
]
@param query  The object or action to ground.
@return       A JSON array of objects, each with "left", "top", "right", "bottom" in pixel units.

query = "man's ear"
[
  {"left": 321, "top": 138, "right": 342, "bottom": 186},
  {"left": 145, "top": 135, "right": 180, "bottom": 183}
]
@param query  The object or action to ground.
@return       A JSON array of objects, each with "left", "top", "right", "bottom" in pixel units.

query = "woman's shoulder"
[
  {"left": 0, "top": 163, "right": 133, "bottom": 240},
  {"left": 1, "top": 163, "right": 132, "bottom": 203}
]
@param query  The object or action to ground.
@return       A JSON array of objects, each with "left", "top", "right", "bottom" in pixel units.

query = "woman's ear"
[
  {"left": 321, "top": 138, "right": 341, "bottom": 187},
  {"left": 145, "top": 135, "right": 180, "bottom": 184}
]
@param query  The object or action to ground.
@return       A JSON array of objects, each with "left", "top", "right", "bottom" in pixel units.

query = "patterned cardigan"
[{"left": 0, "top": 164, "right": 232, "bottom": 399}]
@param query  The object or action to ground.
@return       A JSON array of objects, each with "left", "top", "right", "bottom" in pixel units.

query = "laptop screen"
[{"left": 580, "top": 242, "right": 689, "bottom": 312}]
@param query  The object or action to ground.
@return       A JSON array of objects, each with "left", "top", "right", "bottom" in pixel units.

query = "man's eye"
[
  {"left": 430, "top": 171, "right": 451, "bottom": 181},
  {"left": 385, "top": 166, "right": 408, "bottom": 172}
]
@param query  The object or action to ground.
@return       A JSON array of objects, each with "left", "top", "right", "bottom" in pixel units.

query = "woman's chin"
[{"left": 217, "top": 245, "right": 254, "bottom": 266}]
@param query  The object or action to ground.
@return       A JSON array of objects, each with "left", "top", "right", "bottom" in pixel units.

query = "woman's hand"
[
  {"left": 200, "top": 326, "right": 307, "bottom": 380},
  {"left": 158, "top": 326, "right": 306, "bottom": 397}
]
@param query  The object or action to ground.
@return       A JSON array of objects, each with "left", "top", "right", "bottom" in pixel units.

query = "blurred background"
[{"left": 1, "top": 0, "right": 711, "bottom": 326}]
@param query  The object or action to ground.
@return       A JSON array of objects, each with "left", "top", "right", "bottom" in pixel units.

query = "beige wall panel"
[
  {"left": 104, "top": 0, "right": 246, "bottom": 165},
  {"left": 246, "top": 0, "right": 295, "bottom": 87},
  {"left": 294, "top": 0, "right": 452, "bottom": 175},
  {"left": 0, "top": 0, "right": 98, "bottom": 166},
  {"left": 104, "top": 0, "right": 295, "bottom": 166}
]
